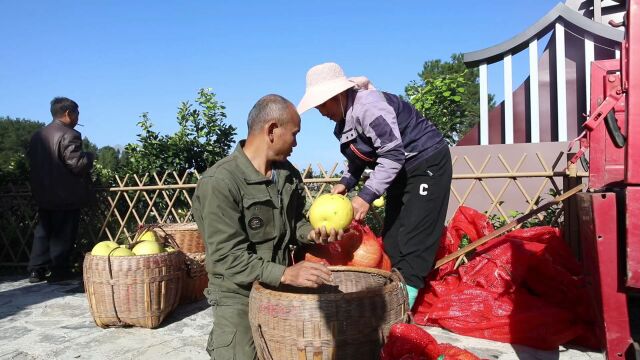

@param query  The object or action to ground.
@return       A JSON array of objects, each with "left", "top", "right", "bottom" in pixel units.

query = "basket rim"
[
  {"left": 84, "top": 251, "right": 183, "bottom": 260},
  {"left": 250, "top": 266, "right": 401, "bottom": 301},
  {"left": 152, "top": 222, "right": 199, "bottom": 230}
]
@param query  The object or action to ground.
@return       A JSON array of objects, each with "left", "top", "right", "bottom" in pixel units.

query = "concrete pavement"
[{"left": 0, "top": 275, "right": 603, "bottom": 360}]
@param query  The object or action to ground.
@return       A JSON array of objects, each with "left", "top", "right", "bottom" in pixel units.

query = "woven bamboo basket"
[
  {"left": 136, "top": 224, "right": 208, "bottom": 304},
  {"left": 180, "top": 252, "right": 208, "bottom": 304},
  {"left": 83, "top": 250, "right": 184, "bottom": 329},
  {"left": 249, "top": 266, "right": 409, "bottom": 360},
  {"left": 154, "top": 222, "right": 205, "bottom": 253}
]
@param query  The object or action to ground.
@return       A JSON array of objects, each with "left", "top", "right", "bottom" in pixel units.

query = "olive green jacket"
[{"left": 192, "top": 142, "right": 313, "bottom": 303}]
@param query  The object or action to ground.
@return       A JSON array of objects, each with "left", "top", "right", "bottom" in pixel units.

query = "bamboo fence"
[{"left": 0, "top": 146, "right": 587, "bottom": 267}]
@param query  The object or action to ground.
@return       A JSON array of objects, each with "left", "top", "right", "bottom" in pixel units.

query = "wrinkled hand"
[
  {"left": 280, "top": 261, "right": 333, "bottom": 288},
  {"left": 331, "top": 184, "right": 347, "bottom": 195},
  {"left": 351, "top": 196, "right": 370, "bottom": 222},
  {"left": 307, "top": 226, "right": 345, "bottom": 244}
]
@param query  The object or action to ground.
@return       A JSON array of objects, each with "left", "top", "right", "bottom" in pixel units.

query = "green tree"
[
  {"left": 123, "top": 88, "right": 236, "bottom": 174},
  {"left": 302, "top": 167, "right": 315, "bottom": 179},
  {"left": 405, "top": 53, "right": 495, "bottom": 144},
  {"left": 83, "top": 137, "right": 98, "bottom": 154},
  {"left": 0, "top": 117, "right": 44, "bottom": 185},
  {"left": 96, "top": 146, "right": 121, "bottom": 172}
]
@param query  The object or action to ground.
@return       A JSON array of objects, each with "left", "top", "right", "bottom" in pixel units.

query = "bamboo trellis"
[{"left": 0, "top": 146, "right": 587, "bottom": 267}]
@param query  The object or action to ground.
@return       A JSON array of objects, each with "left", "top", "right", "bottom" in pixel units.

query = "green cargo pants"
[{"left": 207, "top": 302, "right": 257, "bottom": 360}]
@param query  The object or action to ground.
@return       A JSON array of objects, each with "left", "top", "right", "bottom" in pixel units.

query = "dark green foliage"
[
  {"left": 365, "top": 205, "right": 385, "bottom": 237},
  {"left": 88, "top": 145, "right": 127, "bottom": 187},
  {"left": 96, "top": 146, "right": 121, "bottom": 172},
  {"left": 0, "top": 117, "right": 44, "bottom": 186},
  {"left": 82, "top": 137, "right": 98, "bottom": 154},
  {"left": 459, "top": 233, "right": 471, "bottom": 249}
]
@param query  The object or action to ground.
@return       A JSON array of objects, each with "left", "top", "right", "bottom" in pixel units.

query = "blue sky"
[{"left": 0, "top": 1, "right": 560, "bottom": 169}]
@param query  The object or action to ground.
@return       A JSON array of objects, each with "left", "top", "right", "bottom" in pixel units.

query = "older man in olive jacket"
[
  {"left": 192, "top": 94, "right": 339, "bottom": 360},
  {"left": 27, "top": 97, "right": 95, "bottom": 283}
]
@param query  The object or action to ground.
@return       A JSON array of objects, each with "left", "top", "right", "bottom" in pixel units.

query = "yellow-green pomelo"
[
  {"left": 373, "top": 196, "right": 385, "bottom": 208},
  {"left": 91, "top": 241, "right": 119, "bottom": 256},
  {"left": 138, "top": 229, "right": 159, "bottom": 242},
  {"left": 309, "top": 194, "right": 353, "bottom": 231},
  {"left": 132, "top": 240, "right": 165, "bottom": 255},
  {"left": 110, "top": 247, "right": 134, "bottom": 256}
]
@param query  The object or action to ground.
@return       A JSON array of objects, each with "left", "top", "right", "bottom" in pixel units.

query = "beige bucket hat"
[{"left": 297, "top": 62, "right": 356, "bottom": 114}]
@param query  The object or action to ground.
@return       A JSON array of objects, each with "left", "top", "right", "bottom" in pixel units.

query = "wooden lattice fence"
[
  {"left": 0, "top": 142, "right": 587, "bottom": 268},
  {"left": 0, "top": 185, "right": 108, "bottom": 269}
]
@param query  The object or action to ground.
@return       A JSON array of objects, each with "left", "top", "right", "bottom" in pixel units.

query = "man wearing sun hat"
[{"left": 298, "top": 62, "right": 453, "bottom": 310}]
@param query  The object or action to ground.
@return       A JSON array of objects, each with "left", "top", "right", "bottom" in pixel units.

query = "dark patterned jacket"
[{"left": 28, "top": 120, "right": 95, "bottom": 209}]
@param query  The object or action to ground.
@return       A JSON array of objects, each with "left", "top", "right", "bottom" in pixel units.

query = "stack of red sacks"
[
  {"left": 412, "top": 206, "right": 597, "bottom": 350},
  {"left": 302, "top": 222, "right": 392, "bottom": 271},
  {"left": 381, "top": 323, "right": 481, "bottom": 360}
]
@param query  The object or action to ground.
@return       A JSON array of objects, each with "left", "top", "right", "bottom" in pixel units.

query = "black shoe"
[
  {"left": 47, "top": 271, "right": 77, "bottom": 284},
  {"left": 28, "top": 269, "right": 47, "bottom": 283}
]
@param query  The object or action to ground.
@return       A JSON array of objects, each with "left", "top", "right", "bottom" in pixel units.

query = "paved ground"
[{"left": 0, "top": 275, "right": 604, "bottom": 360}]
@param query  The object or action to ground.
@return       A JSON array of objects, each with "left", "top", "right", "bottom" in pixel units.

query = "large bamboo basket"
[
  {"left": 180, "top": 252, "right": 207, "bottom": 304},
  {"left": 136, "top": 224, "right": 207, "bottom": 304},
  {"left": 249, "top": 266, "right": 409, "bottom": 360},
  {"left": 83, "top": 250, "right": 185, "bottom": 329},
  {"left": 155, "top": 222, "right": 205, "bottom": 253}
]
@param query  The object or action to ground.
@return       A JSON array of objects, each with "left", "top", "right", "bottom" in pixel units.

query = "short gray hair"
[{"left": 247, "top": 94, "right": 295, "bottom": 134}]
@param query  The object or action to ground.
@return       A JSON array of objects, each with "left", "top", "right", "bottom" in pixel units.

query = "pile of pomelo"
[{"left": 90, "top": 229, "right": 176, "bottom": 256}]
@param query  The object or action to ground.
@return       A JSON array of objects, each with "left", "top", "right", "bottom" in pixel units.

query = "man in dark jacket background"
[{"left": 27, "top": 97, "right": 95, "bottom": 283}]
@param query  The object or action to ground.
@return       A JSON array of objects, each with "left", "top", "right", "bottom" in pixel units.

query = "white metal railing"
[
  {"left": 479, "top": 63, "right": 489, "bottom": 145},
  {"left": 503, "top": 53, "right": 514, "bottom": 144},
  {"left": 463, "top": 3, "right": 624, "bottom": 145},
  {"left": 529, "top": 38, "right": 540, "bottom": 143},
  {"left": 556, "top": 21, "right": 568, "bottom": 142}
]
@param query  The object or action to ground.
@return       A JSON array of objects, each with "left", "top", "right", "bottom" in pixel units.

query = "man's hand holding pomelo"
[
  {"left": 307, "top": 226, "right": 345, "bottom": 244},
  {"left": 308, "top": 193, "right": 354, "bottom": 243}
]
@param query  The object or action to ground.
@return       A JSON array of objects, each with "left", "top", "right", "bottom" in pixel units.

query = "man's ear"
[{"left": 266, "top": 121, "right": 278, "bottom": 142}]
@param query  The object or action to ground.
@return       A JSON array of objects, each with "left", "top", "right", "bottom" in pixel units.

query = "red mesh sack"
[
  {"left": 380, "top": 323, "right": 480, "bottom": 360},
  {"left": 303, "top": 240, "right": 350, "bottom": 265},
  {"left": 348, "top": 223, "right": 383, "bottom": 268},
  {"left": 378, "top": 252, "right": 392, "bottom": 271},
  {"left": 380, "top": 323, "right": 440, "bottom": 360},
  {"left": 302, "top": 222, "right": 390, "bottom": 271},
  {"left": 302, "top": 222, "right": 363, "bottom": 265},
  {"left": 433, "top": 206, "right": 495, "bottom": 278},
  {"left": 414, "top": 207, "right": 595, "bottom": 350},
  {"left": 438, "top": 344, "right": 482, "bottom": 360}
]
